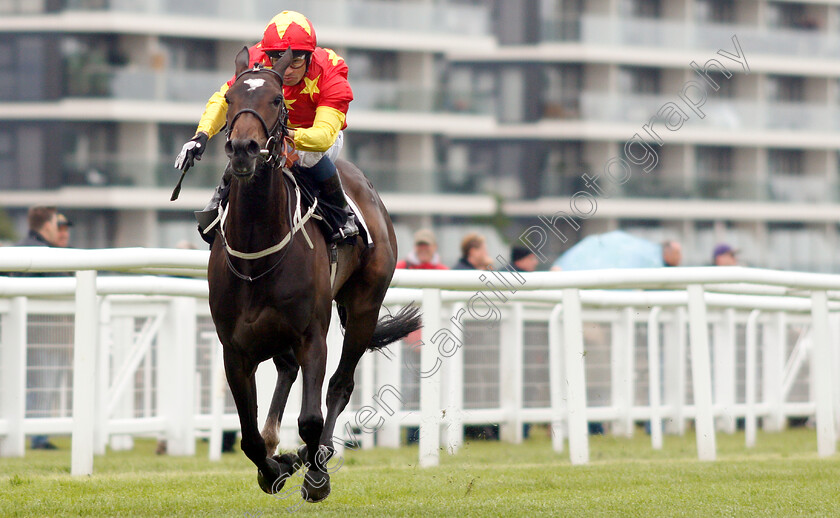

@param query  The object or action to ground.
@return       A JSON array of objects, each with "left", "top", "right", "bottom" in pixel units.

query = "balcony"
[
  {"left": 64, "top": 67, "right": 228, "bottom": 102},
  {"left": 543, "top": 15, "right": 840, "bottom": 59},
  {"left": 577, "top": 93, "right": 838, "bottom": 132},
  {"left": 58, "top": 0, "right": 490, "bottom": 37},
  {"left": 540, "top": 168, "right": 838, "bottom": 203}
]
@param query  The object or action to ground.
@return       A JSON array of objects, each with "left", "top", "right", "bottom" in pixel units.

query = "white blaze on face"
[{"left": 244, "top": 78, "right": 265, "bottom": 91}]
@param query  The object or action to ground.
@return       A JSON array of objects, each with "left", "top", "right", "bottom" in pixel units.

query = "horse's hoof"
[
  {"left": 257, "top": 455, "right": 299, "bottom": 494},
  {"left": 301, "top": 470, "right": 330, "bottom": 503},
  {"left": 257, "top": 456, "right": 283, "bottom": 494}
]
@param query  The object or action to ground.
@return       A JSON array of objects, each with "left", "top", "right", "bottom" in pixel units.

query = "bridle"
[
  {"left": 217, "top": 64, "right": 323, "bottom": 283},
  {"left": 225, "top": 65, "right": 289, "bottom": 165}
]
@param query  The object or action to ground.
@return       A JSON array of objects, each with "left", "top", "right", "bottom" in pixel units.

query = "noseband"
[{"left": 225, "top": 65, "right": 288, "bottom": 165}]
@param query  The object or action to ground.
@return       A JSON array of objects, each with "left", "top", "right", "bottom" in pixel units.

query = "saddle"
[{"left": 287, "top": 165, "right": 372, "bottom": 248}]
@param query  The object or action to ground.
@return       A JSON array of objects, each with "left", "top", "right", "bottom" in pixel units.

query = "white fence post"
[
  {"left": 745, "top": 310, "right": 760, "bottom": 448},
  {"left": 664, "top": 307, "right": 687, "bottom": 435},
  {"left": 419, "top": 288, "right": 441, "bottom": 467},
  {"left": 375, "top": 339, "right": 401, "bottom": 449},
  {"left": 442, "top": 303, "right": 465, "bottom": 454},
  {"left": 611, "top": 307, "right": 635, "bottom": 437},
  {"left": 208, "top": 337, "right": 225, "bottom": 461},
  {"left": 761, "top": 312, "right": 787, "bottom": 432},
  {"left": 713, "top": 308, "right": 736, "bottom": 433},
  {"left": 548, "top": 304, "right": 564, "bottom": 453},
  {"left": 1, "top": 296, "right": 27, "bottom": 457},
  {"left": 500, "top": 302, "right": 524, "bottom": 444},
  {"left": 810, "top": 290, "right": 837, "bottom": 457},
  {"left": 563, "top": 289, "right": 589, "bottom": 465},
  {"left": 647, "top": 306, "right": 663, "bottom": 450},
  {"left": 686, "top": 284, "right": 716, "bottom": 461},
  {"left": 94, "top": 298, "right": 112, "bottom": 455},
  {"left": 72, "top": 271, "right": 99, "bottom": 476},
  {"left": 158, "top": 297, "right": 197, "bottom": 456}
]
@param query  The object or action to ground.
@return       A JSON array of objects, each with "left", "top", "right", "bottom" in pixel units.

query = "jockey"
[{"left": 175, "top": 10, "right": 358, "bottom": 245}]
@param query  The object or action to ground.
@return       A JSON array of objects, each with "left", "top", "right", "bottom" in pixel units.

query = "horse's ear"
[
  {"left": 234, "top": 46, "right": 250, "bottom": 77},
  {"left": 273, "top": 46, "right": 294, "bottom": 83}
]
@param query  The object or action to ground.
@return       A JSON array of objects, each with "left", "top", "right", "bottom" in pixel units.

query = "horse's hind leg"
[
  {"left": 261, "top": 351, "right": 299, "bottom": 457},
  {"left": 319, "top": 305, "right": 380, "bottom": 452},
  {"left": 296, "top": 331, "right": 330, "bottom": 502},
  {"left": 224, "top": 351, "right": 292, "bottom": 494}
]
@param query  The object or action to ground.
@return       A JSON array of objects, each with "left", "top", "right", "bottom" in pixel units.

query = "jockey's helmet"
[{"left": 261, "top": 11, "right": 317, "bottom": 54}]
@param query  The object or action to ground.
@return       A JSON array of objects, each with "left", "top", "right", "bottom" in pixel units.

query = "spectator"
[
  {"left": 662, "top": 240, "right": 682, "bottom": 267},
  {"left": 396, "top": 229, "right": 448, "bottom": 270},
  {"left": 55, "top": 213, "right": 72, "bottom": 248},
  {"left": 452, "top": 232, "right": 493, "bottom": 270},
  {"left": 511, "top": 246, "right": 538, "bottom": 272},
  {"left": 15, "top": 206, "right": 60, "bottom": 251},
  {"left": 396, "top": 229, "right": 446, "bottom": 444},
  {"left": 713, "top": 243, "right": 738, "bottom": 266},
  {"left": 14, "top": 207, "right": 62, "bottom": 450},
  {"left": 552, "top": 231, "right": 682, "bottom": 271}
]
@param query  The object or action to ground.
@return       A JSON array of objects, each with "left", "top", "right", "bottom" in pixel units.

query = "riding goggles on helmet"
[{"left": 266, "top": 50, "right": 308, "bottom": 69}]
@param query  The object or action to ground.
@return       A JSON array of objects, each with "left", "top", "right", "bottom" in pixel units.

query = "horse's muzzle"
[{"left": 225, "top": 138, "right": 262, "bottom": 177}]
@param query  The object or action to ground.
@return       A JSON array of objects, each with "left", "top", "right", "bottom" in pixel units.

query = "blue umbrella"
[{"left": 553, "top": 230, "right": 664, "bottom": 271}]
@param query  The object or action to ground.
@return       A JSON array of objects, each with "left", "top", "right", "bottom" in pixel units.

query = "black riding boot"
[
  {"left": 317, "top": 173, "right": 359, "bottom": 244},
  {"left": 194, "top": 174, "right": 230, "bottom": 246}
]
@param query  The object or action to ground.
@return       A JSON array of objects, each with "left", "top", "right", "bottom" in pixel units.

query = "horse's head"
[{"left": 223, "top": 46, "right": 293, "bottom": 178}]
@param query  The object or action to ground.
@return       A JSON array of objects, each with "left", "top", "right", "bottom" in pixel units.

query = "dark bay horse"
[{"left": 208, "top": 47, "right": 421, "bottom": 502}]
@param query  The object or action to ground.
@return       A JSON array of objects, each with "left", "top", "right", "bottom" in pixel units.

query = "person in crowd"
[
  {"left": 15, "top": 206, "right": 60, "bottom": 251},
  {"left": 395, "top": 228, "right": 447, "bottom": 443},
  {"left": 511, "top": 246, "right": 538, "bottom": 272},
  {"left": 712, "top": 243, "right": 738, "bottom": 266},
  {"left": 662, "top": 240, "right": 683, "bottom": 267},
  {"left": 176, "top": 10, "right": 357, "bottom": 245},
  {"left": 397, "top": 229, "right": 448, "bottom": 270},
  {"left": 13, "top": 206, "right": 63, "bottom": 450},
  {"left": 55, "top": 213, "right": 72, "bottom": 248},
  {"left": 452, "top": 232, "right": 493, "bottom": 270}
]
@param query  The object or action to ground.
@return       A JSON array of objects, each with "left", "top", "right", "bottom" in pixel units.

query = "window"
[
  {"left": 696, "top": 146, "right": 733, "bottom": 176},
  {"left": 0, "top": 130, "right": 15, "bottom": 189},
  {"left": 621, "top": 0, "right": 660, "bottom": 18},
  {"left": 768, "top": 149, "right": 803, "bottom": 175},
  {"left": 767, "top": 75, "right": 804, "bottom": 103},
  {"left": 620, "top": 66, "right": 661, "bottom": 95},
  {"left": 696, "top": 0, "right": 735, "bottom": 24}
]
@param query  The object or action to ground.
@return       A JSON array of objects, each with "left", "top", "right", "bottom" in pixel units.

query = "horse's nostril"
[
  {"left": 246, "top": 140, "right": 261, "bottom": 157},
  {"left": 224, "top": 140, "right": 234, "bottom": 157}
]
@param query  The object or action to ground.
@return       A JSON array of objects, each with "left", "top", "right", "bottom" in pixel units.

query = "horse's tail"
[{"left": 367, "top": 305, "right": 422, "bottom": 352}]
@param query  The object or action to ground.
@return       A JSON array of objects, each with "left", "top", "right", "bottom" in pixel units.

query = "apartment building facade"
[{"left": 1, "top": 0, "right": 839, "bottom": 270}]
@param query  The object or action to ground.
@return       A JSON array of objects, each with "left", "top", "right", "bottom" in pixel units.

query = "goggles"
[{"left": 266, "top": 50, "right": 308, "bottom": 69}]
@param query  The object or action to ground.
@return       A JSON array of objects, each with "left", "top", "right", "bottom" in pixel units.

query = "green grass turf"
[{"left": 2, "top": 427, "right": 839, "bottom": 517}]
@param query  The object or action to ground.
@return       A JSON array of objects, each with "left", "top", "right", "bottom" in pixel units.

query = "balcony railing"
[
  {"left": 578, "top": 93, "right": 839, "bottom": 132},
  {"left": 60, "top": 0, "right": 490, "bottom": 36},
  {"left": 540, "top": 169, "right": 838, "bottom": 203},
  {"left": 543, "top": 15, "right": 840, "bottom": 59}
]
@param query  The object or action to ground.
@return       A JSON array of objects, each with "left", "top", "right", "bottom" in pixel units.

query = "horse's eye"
[
  {"left": 224, "top": 94, "right": 230, "bottom": 104},
  {"left": 272, "top": 95, "right": 283, "bottom": 107}
]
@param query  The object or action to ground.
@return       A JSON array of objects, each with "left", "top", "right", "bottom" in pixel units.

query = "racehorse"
[{"left": 207, "top": 47, "right": 421, "bottom": 502}]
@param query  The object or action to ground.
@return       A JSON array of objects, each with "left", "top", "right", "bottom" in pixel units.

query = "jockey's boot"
[
  {"left": 194, "top": 174, "right": 230, "bottom": 246},
  {"left": 307, "top": 156, "right": 358, "bottom": 244}
]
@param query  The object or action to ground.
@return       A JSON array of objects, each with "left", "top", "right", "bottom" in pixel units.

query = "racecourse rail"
[{"left": 0, "top": 247, "right": 838, "bottom": 475}]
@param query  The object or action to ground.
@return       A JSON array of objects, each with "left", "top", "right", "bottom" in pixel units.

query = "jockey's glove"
[{"left": 174, "top": 132, "right": 209, "bottom": 172}]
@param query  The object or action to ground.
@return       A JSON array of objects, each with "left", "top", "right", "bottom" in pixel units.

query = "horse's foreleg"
[
  {"left": 224, "top": 351, "right": 288, "bottom": 494},
  {"left": 296, "top": 332, "right": 329, "bottom": 502},
  {"left": 261, "top": 351, "right": 299, "bottom": 457}
]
